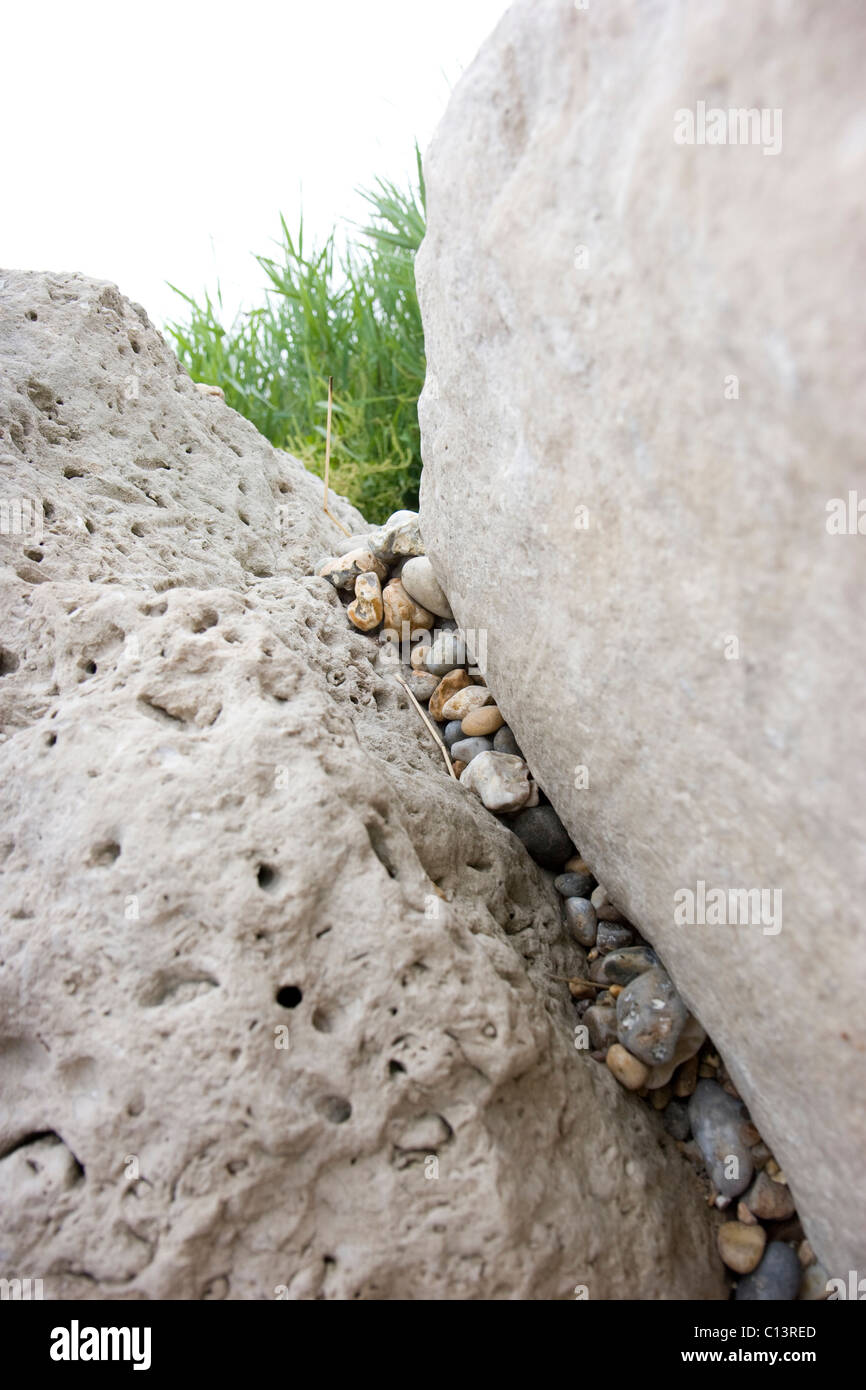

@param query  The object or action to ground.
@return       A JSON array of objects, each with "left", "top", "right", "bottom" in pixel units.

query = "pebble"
[
  {"left": 493, "top": 725, "right": 523, "bottom": 758},
  {"left": 195, "top": 381, "right": 225, "bottom": 399},
  {"left": 674, "top": 1055, "right": 699, "bottom": 1097},
  {"left": 798, "top": 1239, "right": 815, "bottom": 1268},
  {"left": 424, "top": 629, "right": 467, "bottom": 676},
  {"left": 461, "top": 705, "right": 504, "bottom": 737},
  {"left": 429, "top": 670, "right": 471, "bottom": 721},
  {"left": 585, "top": 1001, "right": 619, "bottom": 1050},
  {"left": 460, "top": 752, "right": 532, "bottom": 814},
  {"left": 404, "top": 671, "right": 439, "bottom": 701},
  {"left": 507, "top": 804, "right": 575, "bottom": 869},
  {"left": 606, "top": 1043, "right": 649, "bottom": 1091},
  {"left": 377, "top": 509, "right": 425, "bottom": 561},
  {"left": 589, "top": 945, "right": 658, "bottom": 986},
  {"left": 591, "top": 884, "right": 624, "bottom": 923},
  {"left": 798, "top": 1262, "right": 830, "bottom": 1301},
  {"left": 440, "top": 686, "right": 492, "bottom": 721},
  {"left": 382, "top": 578, "right": 434, "bottom": 634},
  {"left": 452, "top": 760, "right": 467, "bottom": 777},
  {"left": 554, "top": 871, "right": 595, "bottom": 899},
  {"left": 347, "top": 571, "right": 383, "bottom": 631},
  {"left": 318, "top": 547, "right": 387, "bottom": 591},
  {"left": 688, "top": 1079, "right": 754, "bottom": 1199},
  {"left": 718, "top": 1222, "right": 767, "bottom": 1275},
  {"left": 450, "top": 736, "right": 494, "bottom": 765},
  {"left": 616, "top": 966, "right": 689, "bottom": 1066},
  {"left": 742, "top": 1169, "right": 796, "bottom": 1221},
  {"left": 410, "top": 638, "right": 432, "bottom": 670},
  {"left": 596, "top": 921, "right": 634, "bottom": 953},
  {"left": 564, "top": 897, "right": 597, "bottom": 948},
  {"left": 734, "top": 1242, "right": 801, "bottom": 1301},
  {"left": 643, "top": 1015, "right": 706, "bottom": 1091},
  {"left": 663, "top": 1099, "right": 691, "bottom": 1141},
  {"left": 401, "top": 556, "right": 453, "bottom": 619},
  {"left": 565, "top": 856, "right": 592, "bottom": 875},
  {"left": 443, "top": 720, "right": 464, "bottom": 749}
]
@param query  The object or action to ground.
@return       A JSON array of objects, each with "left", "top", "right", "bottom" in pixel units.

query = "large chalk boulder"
[
  {"left": 417, "top": 0, "right": 866, "bottom": 1273},
  {"left": 0, "top": 270, "right": 725, "bottom": 1299}
]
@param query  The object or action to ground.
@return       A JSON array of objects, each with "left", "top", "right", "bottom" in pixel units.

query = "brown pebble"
[
  {"left": 742, "top": 1122, "right": 762, "bottom": 1145},
  {"left": 428, "top": 669, "right": 471, "bottom": 721},
  {"left": 461, "top": 705, "right": 504, "bottom": 737},
  {"left": 565, "top": 856, "right": 592, "bottom": 875},
  {"left": 651, "top": 1084, "right": 672, "bottom": 1110},
  {"left": 751, "top": 1142, "right": 772, "bottom": 1169},
  {"left": 765, "top": 1158, "right": 780, "bottom": 1177},
  {"left": 743, "top": 1169, "right": 796, "bottom": 1221},
  {"left": 606, "top": 1043, "right": 650, "bottom": 1091},
  {"left": 737, "top": 1201, "right": 759, "bottom": 1225},
  {"left": 718, "top": 1221, "right": 766, "bottom": 1274},
  {"left": 608, "top": 984, "right": 623, "bottom": 998},
  {"left": 674, "top": 1055, "right": 699, "bottom": 1098},
  {"left": 567, "top": 977, "right": 598, "bottom": 1001},
  {"left": 798, "top": 1239, "right": 816, "bottom": 1268},
  {"left": 452, "top": 760, "right": 467, "bottom": 776},
  {"left": 722, "top": 1079, "right": 740, "bottom": 1098}
]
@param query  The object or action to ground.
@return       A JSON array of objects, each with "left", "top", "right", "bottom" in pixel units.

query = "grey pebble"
[
  {"left": 507, "top": 804, "right": 575, "bottom": 870},
  {"left": 451, "top": 736, "right": 494, "bottom": 765},
  {"left": 423, "top": 629, "right": 466, "bottom": 676},
  {"left": 688, "top": 1079, "right": 754, "bottom": 1200},
  {"left": 443, "top": 720, "right": 464, "bottom": 749},
  {"left": 554, "top": 871, "right": 595, "bottom": 899},
  {"left": 589, "top": 945, "right": 658, "bottom": 986},
  {"left": 404, "top": 671, "right": 439, "bottom": 701},
  {"left": 596, "top": 921, "right": 634, "bottom": 953},
  {"left": 493, "top": 725, "right": 523, "bottom": 758},
  {"left": 734, "top": 1242, "right": 801, "bottom": 1301},
  {"left": 564, "top": 897, "right": 597, "bottom": 948},
  {"left": 616, "top": 966, "right": 688, "bottom": 1066},
  {"left": 584, "top": 1002, "right": 619, "bottom": 1050}
]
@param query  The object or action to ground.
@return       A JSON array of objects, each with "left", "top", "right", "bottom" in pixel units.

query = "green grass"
[{"left": 167, "top": 149, "right": 427, "bottom": 523}]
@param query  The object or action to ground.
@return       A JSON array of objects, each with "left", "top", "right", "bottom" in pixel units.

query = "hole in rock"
[
  {"left": 276, "top": 985, "right": 303, "bottom": 1009},
  {"left": 0, "top": 648, "right": 20, "bottom": 676},
  {"left": 316, "top": 1096, "right": 352, "bottom": 1125},
  {"left": 388, "top": 1060, "right": 406, "bottom": 1077},
  {"left": 88, "top": 840, "right": 120, "bottom": 867},
  {"left": 256, "top": 863, "right": 279, "bottom": 891}
]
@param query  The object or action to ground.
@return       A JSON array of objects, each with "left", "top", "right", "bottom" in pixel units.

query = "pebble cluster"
[{"left": 315, "top": 510, "right": 824, "bottom": 1302}]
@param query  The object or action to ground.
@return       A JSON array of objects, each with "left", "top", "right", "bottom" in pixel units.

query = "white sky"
[{"left": 2, "top": 0, "right": 510, "bottom": 329}]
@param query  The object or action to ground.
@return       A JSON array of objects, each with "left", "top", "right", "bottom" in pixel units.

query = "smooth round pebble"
[
  {"left": 443, "top": 720, "right": 464, "bottom": 749},
  {"left": 493, "top": 725, "right": 523, "bottom": 758},
  {"left": 597, "top": 921, "right": 634, "bottom": 953},
  {"left": 347, "top": 571, "right": 383, "bottom": 631},
  {"left": 606, "top": 1043, "right": 649, "bottom": 1091},
  {"left": 591, "top": 883, "right": 624, "bottom": 922},
  {"left": 584, "top": 1002, "right": 618, "bottom": 1050},
  {"left": 451, "top": 736, "right": 494, "bottom": 765},
  {"left": 507, "top": 804, "right": 575, "bottom": 869},
  {"left": 589, "top": 945, "right": 658, "bottom": 985},
  {"left": 718, "top": 1221, "right": 767, "bottom": 1275},
  {"left": 440, "top": 685, "right": 492, "bottom": 721},
  {"left": 689, "top": 1079, "right": 754, "bottom": 1199},
  {"left": 461, "top": 705, "right": 504, "bottom": 737},
  {"left": 616, "top": 966, "right": 689, "bottom": 1066},
  {"left": 564, "top": 897, "right": 597, "bottom": 948},
  {"left": 382, "top": 578, "right": 434, "bottom": 634},
  {"left": 401, "top": 556, "right": 453, "bottom": 619},
  {"left": 424, "top": 629, "right": 467, "bottom": 677},
  {"left": 734, "top": 1242, "right": 801, "bottom": 1301},
  {"left": 404, "top": 671, "right": 439, "bottom": 701},
  {"left": 554, "top": 871, "right": 595, "bottom": 899},
  {"left": 743, "top": 1170, "right": 796, "bottom": 1221}
]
